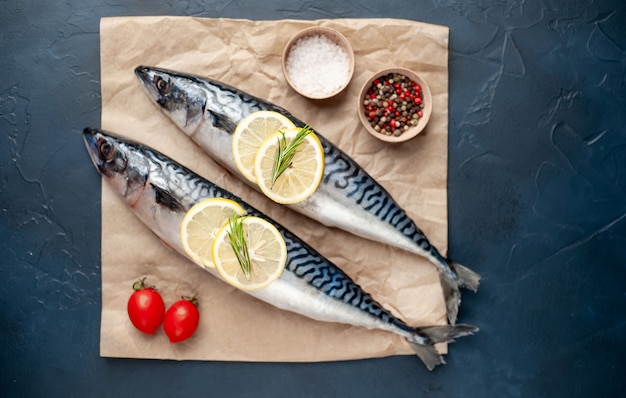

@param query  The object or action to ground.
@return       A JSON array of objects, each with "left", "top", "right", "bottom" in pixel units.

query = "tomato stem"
[
  {"left": 181, "top": 294, "right": 199, "bottom": 307},
  {"left": 132, "top": 277, "right": 156, "bottom": 291}
]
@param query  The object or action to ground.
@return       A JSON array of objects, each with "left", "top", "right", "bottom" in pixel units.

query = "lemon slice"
[
  {"left": 254, "top": 127, "right": 324, "bottom": 204},
  {"left": 233, "top": 110, "right": 296, "bottom": 183},
  {"left": 180, "top": 197, "right": 246, "bottom": 268},
  {"left": 212, "top": 216, "right": 287, "bottom": 290}
]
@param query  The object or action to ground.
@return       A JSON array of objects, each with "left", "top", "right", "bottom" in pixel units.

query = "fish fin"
[
  {"left": 409, "top": 324, "right": 479, "bottom": 371},
  {"left": 151, "top": 183, "right": 185, "bottom": 212},
  {"left": 449, "top": 261, "right": 481, "bottom": 292},
  {"left": 407, "top": 341, "right": 445, "bottom": 371},
  {"left": 208, "top": 110, "right": 237, "bottom": 132},
  {"left": 440, "top": 261, "right": 481, "bottom": 324},
  {"left": 440, "top": 273, "right": 461, "bottom": 325}
]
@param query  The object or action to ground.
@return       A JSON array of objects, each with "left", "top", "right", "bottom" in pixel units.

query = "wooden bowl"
[
  {"left": 282, "top": 26, "right": 355, "bottom": 100},
  {"left": 357, "top": 67, "right": 432, "bottom": 143}
]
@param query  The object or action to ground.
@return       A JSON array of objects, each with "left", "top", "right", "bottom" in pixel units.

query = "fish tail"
[
  {"left": 440, "top": 273, "right": 462, "bottom": 325},
  {"left": 450, "top": 261, "right": 481, "bottom": 292},
  {"left": 408, "top": 324, "right": 478, "bottom": 371},
  {"left": 439, "top": 260, "right": 480, "bottom": 325}
]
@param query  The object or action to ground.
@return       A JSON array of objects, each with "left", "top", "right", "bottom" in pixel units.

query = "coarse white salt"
[{"left": 285, "top": 34, "right": 351, "bottom": 98}]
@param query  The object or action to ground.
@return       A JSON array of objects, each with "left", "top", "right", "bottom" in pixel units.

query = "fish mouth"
[
  {"left": 134, "top": 65, "right": 150, "bottom": 83},
  {"left": 135, "top": 65, "right": 159, "bottom": 101},
  {"left": 83, "top": 127, "right": 101, "bottom": 167}
]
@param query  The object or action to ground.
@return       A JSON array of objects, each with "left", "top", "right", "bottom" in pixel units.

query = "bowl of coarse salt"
[{"left": 282, "top": 26, "right": 355, "bottom": 100}]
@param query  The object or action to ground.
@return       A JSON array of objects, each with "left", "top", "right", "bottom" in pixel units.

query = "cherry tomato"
[
  {"left": 127, "top": 278, "right": 165, "bottom": 334},
  {"left": 163, "top": 296, "right": 200, "bottom": 344}
]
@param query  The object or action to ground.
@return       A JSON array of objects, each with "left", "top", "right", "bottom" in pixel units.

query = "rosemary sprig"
[
  {"left": 270, "top": 125, "right": 313, "bottom": 188},
  {"left": 226, "top": 214, "right": 251, "bottom": 279}
]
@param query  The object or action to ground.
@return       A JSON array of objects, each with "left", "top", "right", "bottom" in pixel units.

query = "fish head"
[
  {"left": 83, "top": 127, "right": 148, "bottom": 206},
  {"left": 134, "top": 66, "right": 206, "bottom": 136}
]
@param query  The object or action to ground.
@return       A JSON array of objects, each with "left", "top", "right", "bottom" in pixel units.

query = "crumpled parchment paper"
[{"left": 98, "top": 16, "right": 450, "bottom": 362}]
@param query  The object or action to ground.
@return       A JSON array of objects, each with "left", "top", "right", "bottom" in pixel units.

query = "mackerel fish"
[
  {"left": 135, "top": 66, "right": 480, "bottom": 324},
  {"left": 83, "top": 127, "right": 477, "bottom": 370}
]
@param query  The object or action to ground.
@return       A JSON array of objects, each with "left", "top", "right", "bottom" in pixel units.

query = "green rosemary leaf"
[
  {"left": 226, "top": 214, "right": 251, "bottom": 279},
  {"left": 270, "top": 125, "right": 312, "bottom": 188}
]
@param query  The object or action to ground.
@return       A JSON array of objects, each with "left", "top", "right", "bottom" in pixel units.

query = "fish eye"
[
  {"left": 155, "top": 76, "right": 172, "bottom": 95},
  {"left": 98, "top": 138, "right": 115, "bottom": 162}
]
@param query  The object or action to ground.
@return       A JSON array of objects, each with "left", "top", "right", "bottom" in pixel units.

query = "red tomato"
[
  {"left": 163, "top": 297, "right": 200, "bottom": 344},
  {"left": 127, "top": 278, "right": 165, "bottom": 334}
]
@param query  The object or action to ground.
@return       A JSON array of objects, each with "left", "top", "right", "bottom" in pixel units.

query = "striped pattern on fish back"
[
  {"left": 139, "top": 143, "right": 410, "bottom": 332},
  {"left": 279, "top": 226, "right": 411, "bottom": 332},
  {"left": 315, "top": 133, "right": 445, "bottom": 263}
]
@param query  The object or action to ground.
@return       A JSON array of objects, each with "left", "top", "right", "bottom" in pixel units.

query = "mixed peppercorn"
[{"left": 362, "top": 72, "right": 424, "bottom": 137}]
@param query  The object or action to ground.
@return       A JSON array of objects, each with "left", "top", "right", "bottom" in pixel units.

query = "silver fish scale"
[{"left": 137, "top": 139, "right": 411, "bottom": 333}]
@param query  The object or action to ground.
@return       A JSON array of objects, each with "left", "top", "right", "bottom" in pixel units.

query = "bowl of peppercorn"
[{"left": 358, "top": 67, "right": 432, "bottom": 143}]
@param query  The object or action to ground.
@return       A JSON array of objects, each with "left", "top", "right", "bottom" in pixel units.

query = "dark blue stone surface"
[{"left": 1, "top": 1, "right": 624, "bottom": 397}]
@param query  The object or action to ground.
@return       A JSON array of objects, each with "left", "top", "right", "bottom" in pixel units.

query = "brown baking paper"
[{"left": 99, "top": 16, "right": 450, "bottom": 362}]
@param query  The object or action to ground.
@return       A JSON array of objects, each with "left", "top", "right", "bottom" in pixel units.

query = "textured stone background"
[{"left": 1, "top": 1, "right": 624, "bottom": 397}]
